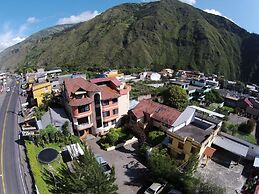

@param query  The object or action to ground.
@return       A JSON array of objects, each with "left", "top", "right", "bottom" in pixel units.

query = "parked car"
[
  {"left": 144, "top": 182, "right": 166, "bottom": 194},
  {"left": 6, "top": 87, "right": 10, "bottom": 92},
  {"left": 95, "top": 155, "right": 112, "bottom": 175}
]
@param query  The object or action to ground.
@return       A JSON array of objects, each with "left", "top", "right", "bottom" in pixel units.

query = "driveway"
[{"left": 87, "top": 138, "right": 150, "bottom": 194}]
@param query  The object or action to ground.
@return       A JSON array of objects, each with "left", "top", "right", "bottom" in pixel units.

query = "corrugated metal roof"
[
  {"left": 189, "top": 105, "right": 225, "bottom": 118},
  {"left": 213, "top": 136, "right": 249, "bottom": 157}
]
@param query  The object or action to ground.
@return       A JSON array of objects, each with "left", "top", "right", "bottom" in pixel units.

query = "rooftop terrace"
[{"left": 175, "top": 117, "right": 215, "bottom": 143}]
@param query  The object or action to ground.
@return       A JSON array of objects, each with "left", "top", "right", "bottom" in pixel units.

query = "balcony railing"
[
  {"left": 73, "top": 110, "right": 92, "bottom": 118},
  {"left": 75, "top": 123, "right": 93, "bottom": 131}
]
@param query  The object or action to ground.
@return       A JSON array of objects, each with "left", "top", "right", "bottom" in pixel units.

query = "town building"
[
  {"left": 128, "top": 99, "right": 181, "bottom": 131},
  {"left": 159, "top": 68, "right": 174, "bottom": 78},
  {"left": 139, "top": 72, "right": 161, "bottom": 81},
  {"left": 166, "top": 106, "right": 224, "bottom": 161},
  {"left": 32, "top": 82, "right": 52, "bottom": 106},
  {"left": 63, "top": 77, "right": 130, "bottom": 138},
  {"left": 190, "top": 78, "right": 206, "bottom": 87}
]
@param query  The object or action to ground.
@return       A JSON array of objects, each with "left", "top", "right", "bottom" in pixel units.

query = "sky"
[{"left": 0, "top": 0, "right": 258, "bottom": 52}]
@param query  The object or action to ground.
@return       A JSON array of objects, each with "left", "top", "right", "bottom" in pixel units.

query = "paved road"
[{"left": 0, "top": 79, "right": 26, "bottom": 194}]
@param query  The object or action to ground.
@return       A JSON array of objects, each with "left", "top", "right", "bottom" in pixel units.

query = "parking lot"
[{"left": 87, "top": 138, "right": 150, "bottom": 194}]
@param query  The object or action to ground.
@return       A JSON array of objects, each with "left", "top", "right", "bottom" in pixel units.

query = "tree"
[
  {"left": 40, "top": 124, "right": 58, "bottom": 143},
  {"left": 43, "top": 148, "right": 118, "bottom": 194},
  {"left": 147, "top": 148, "right": 225, "bottom": 194},
  {"left": 238, "top": 119, "right": 256, "bottom": 134},
  {"left": 227, "top": 124, "right": 237, "bottom": 135},
  {"left": 124, "top": 123, "right": 146, "bottom": 146},
  {"left": 161, "top": 85, "right": 188, "bottom": 110},
  {"left": 148, "top": 148, "right": 177, "bottom": 181},
  {"left": 205, "top": 90, "right": 223, "bottom": 105},
  {"left": 148, "top": 130, "right": 165, "bottom": 146},
  {"left": 182, "top": 154, "right": 199, "bottom": 175},
  {"left": 62, "top": 121, "right": 70, "bottom": 137}
]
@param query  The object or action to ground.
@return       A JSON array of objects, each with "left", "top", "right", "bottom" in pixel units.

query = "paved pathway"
[{"left": 87, "top": 138, "right": 150, "bottom": 194}]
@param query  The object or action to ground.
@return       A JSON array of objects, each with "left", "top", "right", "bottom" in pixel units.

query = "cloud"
[
  {"left": 0, "top": 31, "right": 25, "bottom": 52},
  {"left": 204, "top": 9, "right": 234, "bottom": 23},
  {"left": 27, "top": 17, "right": 38, "bottom": 24},
  {"left": 0, "top": 16, "right": 38, "bottom": 52},
  {"left": 19, "top": 16, "right": 39, "bottom": 34},
  {"left": 179, "top": 0, "right": 196, "bottom": 5},
  {"left": 57, "top": 10, "right": 100, "bottom": 25}
]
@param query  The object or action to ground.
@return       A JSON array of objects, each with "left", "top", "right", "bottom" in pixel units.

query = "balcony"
[
  {"left": 75, "top": 123, "right": 93, "bottom": 131},
  {"left": 73, "top": 110, "right": 92, "bottom": 118},
  {"left": 102, "top": 114, "right": 119, "bottom": 122},
  {"left": 102, "top": 103, "right": 118, "bottom": 111}
]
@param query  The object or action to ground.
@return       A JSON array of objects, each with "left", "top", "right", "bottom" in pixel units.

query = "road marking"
[{"left": 1, "top": 83, "right": 13, "bottom": 194}]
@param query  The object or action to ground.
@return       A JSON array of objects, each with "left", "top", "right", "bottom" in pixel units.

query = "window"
[
  {"left": 103, "top": 111, "right": 110, "bottom": 117},
  {"left": 78, "top": 117, "right": 89, "bottom": 125},
  {"left": 177, "top": 153, "right": 185, "bottom": 160},
  {"left": 103, "top": 122, "right": 109, "bottom": 127},
  {"left": 191, "top": 146, "right": 197, "bottom": 154},
  {"left": 111, "top": 119, "right": 116, "bottom": 125},
  {"left": 112, "top": 98, "right": 118, "bottom": 104},
  {"left": 78, "top": 105, "right": 90, "bottom": 113},
  {"left": 102, "top": 100, "right": 109, "bottom": 106},
  {"left": 113, "top": 108, "right": 118, "bottom": 115},
  {"left": 178, "top": 142, "right": 184, "bottom": 149}
]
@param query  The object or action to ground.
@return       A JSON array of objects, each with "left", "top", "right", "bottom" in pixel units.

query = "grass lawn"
[
  {"left": 234, "top": 131, "right": 258, "bottom": 145},
  {"left": 25, "top": 141, "right": 63, "bottom": 194}
]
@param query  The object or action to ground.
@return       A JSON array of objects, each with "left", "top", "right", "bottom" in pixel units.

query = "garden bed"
[{"left": 97, "top": 128, "right": 134, "bottom": 150}]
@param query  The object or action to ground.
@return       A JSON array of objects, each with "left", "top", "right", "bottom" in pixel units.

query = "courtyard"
[
  {"left": 196, "top": 147, "right": 249, "bottom": 194},
  {"left": 87, "top": 137, "right": 151, "bottom": 194}
]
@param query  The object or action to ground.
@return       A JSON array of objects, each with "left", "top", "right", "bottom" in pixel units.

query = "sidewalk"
[{"left": 16, "top": 85, "right": 36, "bottom": 194}]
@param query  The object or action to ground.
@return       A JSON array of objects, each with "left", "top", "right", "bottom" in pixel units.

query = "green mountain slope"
[{"left": 0, "top": 0, "right": 258, "bottom": 83}]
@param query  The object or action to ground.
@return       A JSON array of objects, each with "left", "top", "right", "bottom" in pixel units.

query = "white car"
[
  {"left": 6, "top": 87, "right": 10, "bottom": 92},
  {"left": 95, "top": 155, "right": 112, "bottom": 175},
  {"left": 144, "top": 183, "right": 165, "bottom": 194}
]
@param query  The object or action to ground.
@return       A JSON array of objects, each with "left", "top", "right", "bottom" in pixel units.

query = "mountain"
[{"left": 0, "top": 0, "right": 259, "bottom": 84}]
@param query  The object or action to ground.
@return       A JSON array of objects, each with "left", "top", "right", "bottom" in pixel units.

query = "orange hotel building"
[{"left": 63, "top": 77, "right": 131, "bottom": 138}]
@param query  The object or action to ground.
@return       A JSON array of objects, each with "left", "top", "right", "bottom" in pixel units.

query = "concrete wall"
[{"left": 118, "top": 93, "right": 129, "bottom": 117}]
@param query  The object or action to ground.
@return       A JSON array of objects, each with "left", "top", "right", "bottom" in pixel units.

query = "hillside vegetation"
[{"left": 0, "top": 0, "right": 259, "bottom": 83}]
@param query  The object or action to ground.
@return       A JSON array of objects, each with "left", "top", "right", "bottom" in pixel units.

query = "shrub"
[
  {"left": 238, "top": 119, "right": 256, "bottom": 134},
  {"left": 106, "top": 129, "right": 120, "bottom": 146},
  {"left": 148, "top": 130, "right": 165, "bottom": 146},
  {"left": 100, "top": 143, "right": 110, "bottom": 149}
]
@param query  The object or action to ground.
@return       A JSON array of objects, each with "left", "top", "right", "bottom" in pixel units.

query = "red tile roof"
[
  {"left": 69, "top": 97, "right": 93, "bottom": 106},
  {"left": 64, "top": 77, "right": 122, "bottom": 106},
  {"left": 64, "top": 77, "right": 100, "bottom": 98},
  {"left": 203, "top": 147, "right": 216, "bottom": 158},
  {"left": 131, "top": 100, "right": 181, "bottom": 126},
  {"left": 90, "top": 77, "right": 122, "bottom": 87},
  {"left": 99, "top": 86, "right": 120, "bottom": 100}
]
